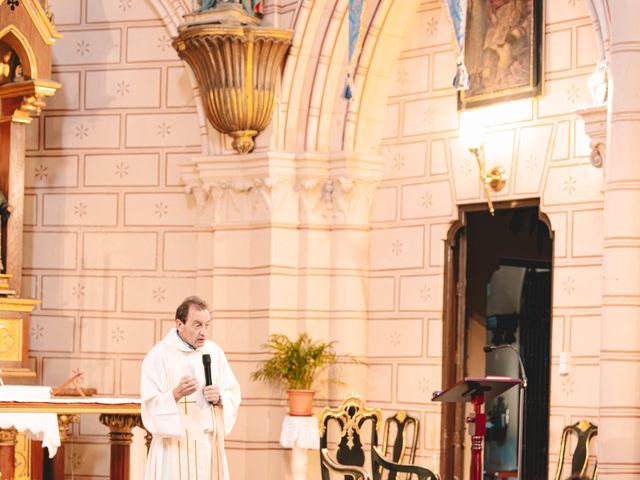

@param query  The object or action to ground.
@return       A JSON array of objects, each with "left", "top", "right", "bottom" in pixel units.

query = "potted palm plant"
[{"left": 250, "top": 332, "right": 346, "bottom": 416}]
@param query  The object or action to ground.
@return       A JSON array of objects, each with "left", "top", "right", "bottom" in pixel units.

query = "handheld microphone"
[{"left": 202, "top": 353, "right": 213, "bottom": 389}]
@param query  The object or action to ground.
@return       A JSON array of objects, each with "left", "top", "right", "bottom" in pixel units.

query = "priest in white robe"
[{"left": 141, "top": 296, "right": 241, "bottom": 480}]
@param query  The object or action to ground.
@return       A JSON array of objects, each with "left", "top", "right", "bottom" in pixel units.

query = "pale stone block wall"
[
  {"left": 368, "top": 0, "right": 604, "bottom": 475},
  {"left": 23, "top": 0, "right": 635, "bottom": 478}
]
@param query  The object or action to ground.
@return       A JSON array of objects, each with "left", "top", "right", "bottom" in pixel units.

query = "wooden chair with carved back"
[
  {"left": 553, "top": 419, "right": 598, "bottom": 480},
  {"left": 375, "top": 410, "right": 419, "bottom": 480},
  {"left": 319, "top": 394, "right": 439, "bottom": 480}
]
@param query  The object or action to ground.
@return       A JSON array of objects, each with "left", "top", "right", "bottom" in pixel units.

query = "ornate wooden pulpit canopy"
[
  {"left": 0, "top": 0, "right": 61, "bottom": 382},
  {"left": 173, "top": 1, "right": 292, "bottom": 154}
]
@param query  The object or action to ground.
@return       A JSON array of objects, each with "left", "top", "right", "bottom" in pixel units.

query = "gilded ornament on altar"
[
  {"left": 0, "top": 294, "right": 40, "bottom": 381},
  {"left": 0, "top": 319, "right": 21, "bottom": 361},
  {"left": 14, "top": 432, "right": 31, "bottom": 480},
  {"left": 0, "top": 427, "right": 17, "bottom": 446},
  {"left": 0, "top": 274, "right": 15, "bottom": 296},
  {"left": 57, "top": 414, "right": 80, "bottom": 442}
]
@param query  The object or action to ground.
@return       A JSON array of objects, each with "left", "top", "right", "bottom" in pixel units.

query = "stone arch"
[
  {"left": 0, "top": 25, "right": 38, "bottom": 78},
  {"left": 280, "top": 0, "right": 423, "bottom": 159},
  {"left": 585, "top": 0, "right": 610, "bottom": 60},
  {"left": 295, "top": 0, "right": 612, "bottom": 159},
  {"left": 147, "top": 0, "right": 426, "bottom": 161},
  {"left": 275, "top": 0, "right": 344, "bottom": 152},
  {"left": 146, "top": 0, "right": 612, "bottom": 162},
  {"left": 343, "top": 0, "right": 422, "bottom": 154},
  {"left": 147, "top": 0, "right": 189, "bottom": 36}
]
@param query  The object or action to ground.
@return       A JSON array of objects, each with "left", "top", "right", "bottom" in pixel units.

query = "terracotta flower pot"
[{"left": 287, "top": 389, "right": 315, "bottom": 416}]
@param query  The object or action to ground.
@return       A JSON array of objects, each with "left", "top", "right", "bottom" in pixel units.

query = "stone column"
[
  {"left": 51, "top": 414, "right": 80, "bottom": 480},
  {"left": 599, "top": 1, "right": 640, "bottom": 477},
  {"left": 325, "top": 168, "right": 380, "bottom": 399},
  {"left": 99, "top": 413, "right": 141, "bottom": 480},
  {"left": 181, "top": 151, "right": 382, "bottom": 478},
  {"left": 0, "top": 427, "right": 18, "bottom": 480}
]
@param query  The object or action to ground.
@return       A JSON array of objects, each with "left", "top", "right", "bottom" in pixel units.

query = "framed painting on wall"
[{"left": 459, "top": 0, "right": 543, "bottom": 109}]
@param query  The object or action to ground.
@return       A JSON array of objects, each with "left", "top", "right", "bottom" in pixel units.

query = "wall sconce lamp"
[{"left": 462, "top": 124, "right": 507, "bottom": 216}]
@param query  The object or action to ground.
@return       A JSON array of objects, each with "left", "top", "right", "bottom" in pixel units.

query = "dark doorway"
[{"left": 440, "top": 201, "right": 553, "bottom": 480}]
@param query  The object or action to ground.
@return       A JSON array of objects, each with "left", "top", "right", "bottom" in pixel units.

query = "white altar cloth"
[
  {"left": 0, "top": 386, "right": 60, "bottom": 457},
  {"left": 6, "top": 396, "right": 141, "bottom": 405}
]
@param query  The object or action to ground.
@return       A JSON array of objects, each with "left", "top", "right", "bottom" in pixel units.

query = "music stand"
[{"left": 432, "top": 376, "right": 521, "bottom": 480}]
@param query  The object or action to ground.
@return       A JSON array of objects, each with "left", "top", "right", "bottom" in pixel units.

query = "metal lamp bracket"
[{"left": 469, "top": 145, "right": 507, "bottom": 215}]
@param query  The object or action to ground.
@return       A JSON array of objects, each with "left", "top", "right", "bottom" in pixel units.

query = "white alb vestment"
[{"left": 141, "top": 329, "right": 241, "bottom": 480}]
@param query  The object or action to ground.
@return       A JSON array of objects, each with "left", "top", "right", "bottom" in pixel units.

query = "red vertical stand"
[
  {"left": 466, "top": 394, "right": 486, "bottom": 480},
  {"left": 432, "top": 376, "right": 521, "bottom": 480}
]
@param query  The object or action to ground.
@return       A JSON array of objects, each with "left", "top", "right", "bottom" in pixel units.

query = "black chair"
[
  {"left": 319, "top": 394, "right": 439, "bottom": 480},
  {"left": 376, "top": 410, "right": 419, "bottom": 480},
  {"left": 552, "top": 419, "right": 598, "bottom": 480}
]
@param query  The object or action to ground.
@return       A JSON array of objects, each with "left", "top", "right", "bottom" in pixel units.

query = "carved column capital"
[
  {"left": 99, "top": 414, "right": 142, "bottom": 446},
  {"left": 0, "top": 427, "right": 18, "bottom": 446},
  {"left": 0, "top": 427, "right": 18, "bottom": 480},
  {"left": 189, "top": 173, "right": 380, "bottom": 225},
  {"left": 57, "top": 414, "right": 80, "bottom": 442},
  {"left": 180, "top": 152, "right": 383, "bottom": 226},
  {"left": 327, "top": 175, "right": 380, "bottom": 225},
  {"left": 298, "top": 175, "right": 380, "bottom": 226}
]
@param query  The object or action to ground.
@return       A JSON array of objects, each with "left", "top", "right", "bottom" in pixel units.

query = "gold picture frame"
[{"left": 459, "top": 0, "right": 543, "bottom": 109}]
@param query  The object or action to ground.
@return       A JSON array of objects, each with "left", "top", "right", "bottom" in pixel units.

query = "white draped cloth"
[
  {"left": 0, "top": 386, "right": 60, "bottom": 458},
  {"left": 280, "top": 416, "right": 319, "bottom": 480},
  {"left": 140, "top": 329, "right": 241, "bottom": 480},
  {"left": 280, "top": 416, "right": 319, "bottom": 450}
]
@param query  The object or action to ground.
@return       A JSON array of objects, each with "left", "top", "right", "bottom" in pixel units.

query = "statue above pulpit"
[{"left": 199, "top": 0, "right": 263, "bottom": 18}]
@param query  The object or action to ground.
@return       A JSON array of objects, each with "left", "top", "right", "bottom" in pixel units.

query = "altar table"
[{"left": 0, "top": 396, "right": 142, "bottom": 480}]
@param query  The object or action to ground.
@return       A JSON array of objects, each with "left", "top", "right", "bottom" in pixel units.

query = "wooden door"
[{"left": 440, "top": 201, "right": 553, "bottom": 480}]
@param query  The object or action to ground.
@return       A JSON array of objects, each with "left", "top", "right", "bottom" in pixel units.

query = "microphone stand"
[
  {"left": 485, "top": 344, "right": 527, "bottom": 480},
  {"left": 202, "top": 353, "right": 223, "bottom": 479}
]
